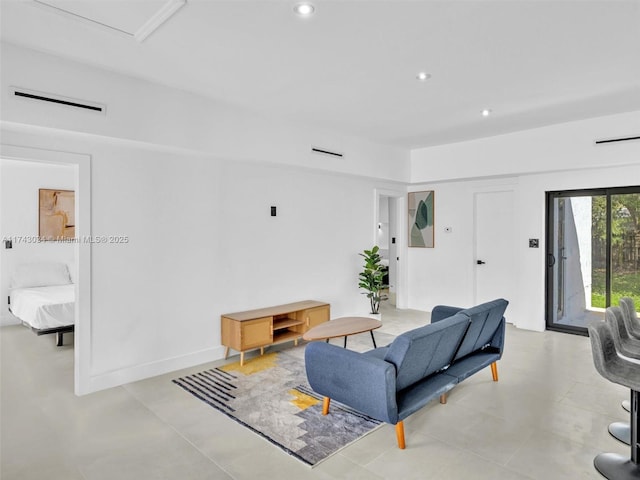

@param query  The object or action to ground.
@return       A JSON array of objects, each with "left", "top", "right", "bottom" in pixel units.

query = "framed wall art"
[
  {"left": 408, "top": 190, "right": 434, "bottom": 248},
  {"left": 39, "top": 189, "right": 75, "bottom": 240}
]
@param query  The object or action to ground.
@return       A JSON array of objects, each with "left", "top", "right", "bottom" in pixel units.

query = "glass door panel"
[
  {"left": 611, "top": 193, "right": 640, "bottom": 316},
  {"left": 547, "top": 187, "right": 640, "bottom": 334},
  {"left": 547, "top": 193, "right": 605, "bottom": 333}
]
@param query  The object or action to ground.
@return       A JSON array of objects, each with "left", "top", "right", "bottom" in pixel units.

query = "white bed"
[
  {"left": 10, "top": 284, "right": 75, "bottom": 330},
  {"left": 9, "top": 262, "right": 75, "bottom": 346}
]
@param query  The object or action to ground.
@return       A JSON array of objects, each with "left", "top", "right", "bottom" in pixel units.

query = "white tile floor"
[{"left": 1, "top": 304, "right": 631, "bottom": 479}]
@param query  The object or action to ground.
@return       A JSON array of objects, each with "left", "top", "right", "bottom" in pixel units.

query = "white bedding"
[{"left": 10, "top": 285, "right": 75, "bottom": 330}]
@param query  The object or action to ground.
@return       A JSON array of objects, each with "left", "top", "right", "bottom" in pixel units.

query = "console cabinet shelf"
[{"left": 221, "top": 300, "right": 330, "bottom": 365}]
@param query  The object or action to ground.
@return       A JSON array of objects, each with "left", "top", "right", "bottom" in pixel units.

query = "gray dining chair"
[
  {"left": 588, "top": 320, "right": 640, "bottom": 479},
  {"left": 605, "top": 307, "right": 640, "bottom": 446},
  {"left": 620, "top": 297, "right": 640, "bottom": 340}
]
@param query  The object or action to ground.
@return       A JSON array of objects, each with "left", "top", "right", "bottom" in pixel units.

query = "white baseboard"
[{"left": 77, "top": 345, "right": 227, "bottom": 395}]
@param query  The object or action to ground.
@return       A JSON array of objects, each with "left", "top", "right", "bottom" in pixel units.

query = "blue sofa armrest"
[
  {"left": 431, "top": 305, "right": 464, "bottom": 323},
  {"left": 305, "top": 342, "right": 399, "bottom": 424}
]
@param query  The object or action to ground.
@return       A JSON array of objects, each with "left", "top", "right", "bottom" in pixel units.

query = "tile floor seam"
[
  {"left": 489, "top": 421, "right": 538, "bottom": 467},
  {"left": 434, "top": 444, "right": 538, "bottom": 480}
]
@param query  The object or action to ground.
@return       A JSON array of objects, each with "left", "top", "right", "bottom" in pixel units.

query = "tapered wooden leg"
[
  {"left": 322, "top": 397, "right": 330, "bottom": 415},
  {"left": 395, "top": 421, "right": 406, "bottom": 449},
  {"left": 240, "top": 351, "right": 245, "bottom": 366},
  {"left": 440, "top": 393, "right": 447, "bottom": 404},
  {"left": 224, "top": 346, "right": 229, "bottom": 359},
  {"left": 491, "top": 361, "right": 498, "bottom": 381},
  {"left": 260, "top": 346, "right": 264, "bottom": 355}
]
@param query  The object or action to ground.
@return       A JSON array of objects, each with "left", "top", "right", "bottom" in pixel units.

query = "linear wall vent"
[
  {"left": 10, "top": 87, "right": 106, "bottom": 114},
  {"left": 311, "top": 147, "right": 344, "bottom": 158},
  {"left": 595, "top": 135, "right": 640, "bottom": 145}
]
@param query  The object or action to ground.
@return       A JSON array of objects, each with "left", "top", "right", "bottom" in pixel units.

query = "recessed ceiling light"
[
  {"left": 481, "top": 109, "right": 492, "bottom": 117},
  {"left": 294, "top": 3, "right": 315, "bottom": 16},
  {"left": 416, "top": 72, "right": 431, "bottom": 81}
]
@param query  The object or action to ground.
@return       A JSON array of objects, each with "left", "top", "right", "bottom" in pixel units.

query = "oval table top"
[{"left": 303, "top": 316, "right": 382, "bottom": 341}]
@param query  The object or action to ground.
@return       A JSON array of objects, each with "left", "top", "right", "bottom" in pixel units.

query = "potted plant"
[{"left": 358, "top": 245, "right": 388, "bottom": 314}]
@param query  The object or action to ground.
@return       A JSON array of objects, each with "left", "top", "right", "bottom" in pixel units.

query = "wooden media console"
[{"left": 221, "top": 300, "right": 330, "bottom": 365}]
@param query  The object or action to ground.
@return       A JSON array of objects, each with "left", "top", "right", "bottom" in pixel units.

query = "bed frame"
[
  {"left": 9, "top": 306, "right": 74, "bottom": 347},
  {"left": 32, "top": 325, "right": 74, "bottom": 347}
]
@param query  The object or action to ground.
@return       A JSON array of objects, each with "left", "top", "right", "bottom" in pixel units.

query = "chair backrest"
[
  {"left": 604, "top": 307, "right": 640, "bottom": 360},
  {"left": 620, "top": 297, "right": 640, "bottom": 339},
  {"left": 453, "top": 298, "right": 508, "bottom": 361},
  {"left": 588, "top": 321, "right": 640, "bottom": 391},
  {"left": 589, "top": 321, "right": 617, "bottom": 382},
  {"left": 384, "top": 313, "right": 470, "bottom": 391}
]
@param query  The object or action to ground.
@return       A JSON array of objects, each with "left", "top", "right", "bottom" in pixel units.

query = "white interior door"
[{"left": 474, "top": 191, "right": 515, "bottom": 308}]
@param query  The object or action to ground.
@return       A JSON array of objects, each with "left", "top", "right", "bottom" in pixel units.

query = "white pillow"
[
  {"left": 67, "top": 261, "right": 76, "bottom": 283},
  {"left": 11, "top": 263, "right": 72, "bottom": 288}
]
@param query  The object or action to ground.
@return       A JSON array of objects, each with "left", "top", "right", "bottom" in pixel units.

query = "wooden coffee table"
[{"left": 303, "top": 316, "right": 382, "bottom": 348}]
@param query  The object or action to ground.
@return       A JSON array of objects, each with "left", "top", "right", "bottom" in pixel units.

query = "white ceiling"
[
  {"left": 33, "top": 0, "right": 168, "bottom": 34},
  {"left": 2, "top": 0, "right": 640, "bottom": 149}
]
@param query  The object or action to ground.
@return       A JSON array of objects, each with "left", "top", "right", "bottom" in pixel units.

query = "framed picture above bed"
[
  {"left": 39, "top": 189, "right": 75, "bottom": 241},
  {"left": 408, "top": 190, "right": 434, "bottom": 248}
]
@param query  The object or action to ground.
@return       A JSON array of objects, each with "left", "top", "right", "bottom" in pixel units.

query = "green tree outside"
[{"left": 591, "top": 194, "right": 640, "bottom": 308}]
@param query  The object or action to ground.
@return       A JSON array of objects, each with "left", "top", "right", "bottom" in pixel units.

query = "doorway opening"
[
  {"left": 0, "top": 144, "right": 91, "bottom": 395},
  {"left": 375, "top": 189, "right": 407, "bottom": 309},
  {"left": 546, "top": 186, "right": 640, "bottom": 335}
]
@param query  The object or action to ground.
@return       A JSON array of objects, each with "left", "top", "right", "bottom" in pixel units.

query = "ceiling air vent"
[
  {"left": 311, "top": 147, "right": 344, "bottom": 158},
  {"left": 595, "top": 135, "right": 640, "bottom": 145},
  {"left": 11, "top": 87, "right": 106, "bottom": 114}
]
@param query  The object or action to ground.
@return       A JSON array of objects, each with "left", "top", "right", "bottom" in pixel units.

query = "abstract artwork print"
[{"left": 408, "top": 190, "right": 434, "bottom": 247}]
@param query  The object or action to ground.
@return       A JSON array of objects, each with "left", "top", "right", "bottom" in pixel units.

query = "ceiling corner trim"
[
  {"left": 30, "top": 0, "right": 133, "bottom": 38},
  {"left": 134, "top": 0, "right": 187, "bottom": 43}
]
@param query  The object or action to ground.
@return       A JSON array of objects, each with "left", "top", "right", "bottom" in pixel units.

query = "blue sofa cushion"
[
  {"left": 396, "top": 373, "right": 457, "bottom": 421},
  {"left": 441, "top": 351, "right": 501, "bottom": 382},
  {"left": 453, "top": 298, "right": 508, "bottom": 361},
  {"left": 383, "top": 313, "right": 469, "bottom": 391}
]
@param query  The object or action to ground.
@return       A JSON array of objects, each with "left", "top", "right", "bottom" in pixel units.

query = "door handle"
[
  {"left": 477, "top": 260, "right": 486, "bottom": 265},
  {"left": 547, "top": 254, "right": 556, "bottom": 267}
]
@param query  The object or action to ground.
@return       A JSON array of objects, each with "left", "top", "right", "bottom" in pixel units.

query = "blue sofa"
[{"left": 305, "top": 298, "right": 509, "bottom": 448}]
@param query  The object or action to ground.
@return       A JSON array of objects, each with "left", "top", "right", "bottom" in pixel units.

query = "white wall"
[
  {"left": 0, "top": 159, "right": 75, "bottom": 325},
  {"left": 409, "top": 114, "right": 640, "bottom": 331},
  {"left": 2, "top": 128, "right": 399, "bottom": 389},
  {"left": 0, "top": 43, "right": 410, "bottom": 393},
  {"left": 3, "top": 41, "right": 640, "bottom": 392},
  {"left": 1, "top": 43, "right": 410, "bottom": 183},
  {"left": 411, "top": 110, "right": 640, "bottom": 182}
]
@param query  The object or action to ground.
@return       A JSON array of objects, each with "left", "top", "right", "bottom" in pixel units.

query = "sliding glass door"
[{"left": 546, "top": 187, "right": 640, "bottom": 334}]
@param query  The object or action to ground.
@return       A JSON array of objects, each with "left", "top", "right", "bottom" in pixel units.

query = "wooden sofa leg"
[
  {"left": 322, "top": 397, "right": 330, "bottom": 415},
  {"left": 440, "top": 393, "right": 447, "bottom": 404},
  {"left": 395, "top": 421, "right": 406, "bottom": 449},
  {"left": 491, "top": 361, "right": 499, "bottom": 382}
]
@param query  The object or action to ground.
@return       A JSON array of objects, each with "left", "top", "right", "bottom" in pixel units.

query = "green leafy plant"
[{"left": 358, "top": 245, "right": 388, "bottom": 314}]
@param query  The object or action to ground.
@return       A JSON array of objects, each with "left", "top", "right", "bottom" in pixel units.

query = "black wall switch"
[
  {"left": 391, "top": 237, "right": 396, "bottom": 244},
  {"left": 529, "top": 238, "right": 539, "bottom": 248},
  {"left": 270, "top": 206, "right": 277, "bottom": 217},
  {"left": 4, "top": 240, "right": 12, "bottom": 249}
]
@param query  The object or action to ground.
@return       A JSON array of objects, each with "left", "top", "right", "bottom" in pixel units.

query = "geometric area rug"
[{"left": 173, "top": 350, "right": 383, "bottom": 467}]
